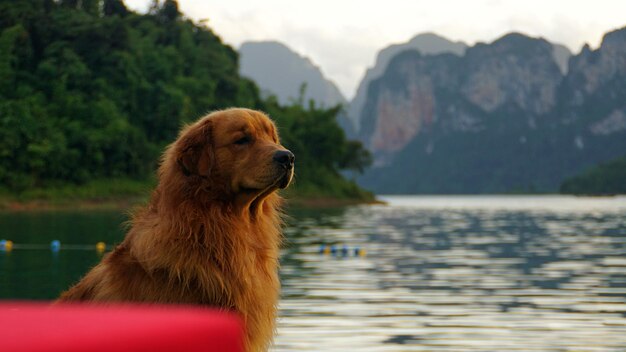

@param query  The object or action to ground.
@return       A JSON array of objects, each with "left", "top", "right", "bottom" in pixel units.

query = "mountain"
[
  {"left": 356, "top": 28, "right": 626, "bottom": 194},
  {"left": 347, "top": 33, "right": 572, "bottom": 136},
  {"left": 552, "top": 43, "right": 572, "bottom": 74},
  {"left": 239, "top": 41, "right": 346, "bottom": 107},
  {"left": 346, "top": 33, "right": 467, "bottom": 134}
]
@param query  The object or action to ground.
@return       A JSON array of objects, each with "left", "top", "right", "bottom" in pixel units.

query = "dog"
[{"left": 58, "top": 108, "right": 295, "bottom": 351}]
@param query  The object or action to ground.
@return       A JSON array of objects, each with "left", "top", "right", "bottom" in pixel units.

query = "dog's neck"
[{"left": 130, "top": 177, "right": 283, "bottom": 267}]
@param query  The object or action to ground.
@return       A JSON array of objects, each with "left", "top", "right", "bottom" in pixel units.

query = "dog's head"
[{"left": 172, "top": 108, "right": 294, "bottom": 202}]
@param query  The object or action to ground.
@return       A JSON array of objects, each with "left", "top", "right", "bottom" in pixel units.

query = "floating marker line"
[
  {"left": 0, "top": 239, "right": 110, "bottom": 252},
  {"left": 9, "top": 244, "right": 111, "bottom": 251},
  {"left": 2, "top": 240, "right": 366, "bottom": 256},
  {"left": 318, "top": 244, "right": 367, "bottom": 257}
]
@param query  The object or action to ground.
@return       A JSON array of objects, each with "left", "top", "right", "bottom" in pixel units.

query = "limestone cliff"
[
  {"left": 357, "top": 28, "right": 626, "bottom": 193},
  {"left": 347, "top": 33, "right": 467, "bottom": 135}
]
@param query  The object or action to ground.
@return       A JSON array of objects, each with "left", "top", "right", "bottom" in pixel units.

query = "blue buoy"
[
  {"left": 353, "top": 247, "right": 360, "bottom": 256},
  {"left": 50, "top": 240, "right": 61, "bottom": 252},
  {"left": 330, "top": 245, "right": 337, "bottom": 255},
  {"left": 341, "top": 245, "right": 349, "bottom": 257},
  {"left": 318, "top": 244, "right": 326, "bottom": 254}
]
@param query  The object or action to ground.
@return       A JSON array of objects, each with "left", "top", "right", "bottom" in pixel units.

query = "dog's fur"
[{"left": 58, "top": 108, "right": 294, "bottom": 351}]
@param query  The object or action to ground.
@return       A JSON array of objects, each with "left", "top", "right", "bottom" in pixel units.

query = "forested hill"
[
  {"left": 560, "top": 154, "right": 626, "bottom": 195},
  {"left": 0, "top": 0, "right": 371, "bottom": 201}
]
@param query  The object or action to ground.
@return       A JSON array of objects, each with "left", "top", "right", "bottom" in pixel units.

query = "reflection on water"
[
  {"left": 1, "top": 196, "right": 626, "bottom": 351},
  {"left": 276, "top": 196, "right": 626, "bottom": 351},
  {"left": 0, "top": 211, "right": 125, "bottom": 299}
]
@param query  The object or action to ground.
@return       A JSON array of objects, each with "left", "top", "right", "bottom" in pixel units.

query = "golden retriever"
[{"left": 58, "top": 108, "right": 295, "bottom": 351}]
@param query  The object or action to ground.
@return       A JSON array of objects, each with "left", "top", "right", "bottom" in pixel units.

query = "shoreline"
[
  {"left": 0, "top": 195, "right": 382, "bottom": 212},
  {"left": 0, "top": 197, "right": 147, "bottom": 212},
  {"left": 286, "top": 197, "right": 385, "bottom": 208}
]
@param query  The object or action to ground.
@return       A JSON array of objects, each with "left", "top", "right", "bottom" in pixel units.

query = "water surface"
[
  {"left": 1, "top": 196, "right": 626, "bottom": 351},
  {"left": 277, "top": 196, "right": 626, "bottom": 351}
]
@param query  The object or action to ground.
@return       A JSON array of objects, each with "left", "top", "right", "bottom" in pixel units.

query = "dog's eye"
[{"left": 234, "top": 136, "right": 251, "bottom": 145}]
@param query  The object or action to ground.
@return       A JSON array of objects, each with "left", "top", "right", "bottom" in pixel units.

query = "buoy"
[
  {"left": 358, "top": 248, "right": 366, "bottom": 257},
  {"left": 96, "top": 242, "right": 106, "bottom": 252},
  {"left": 330, "top": 245, "right": 337, "bottom": 255},
  {"left": 50, "top": 240, "right": 61, "bottom": 252},
  {"left": 323, "top": 245, "right": 331, "bottom": 255},
  {"left": 341, "top": 245, "right": 349, "bottom": 257},
  {"left": 0, "top": 240, "right": 13, "bottom": 252},
  {"left": 318, "top": 244, "right": 326, "bottom": 254}
]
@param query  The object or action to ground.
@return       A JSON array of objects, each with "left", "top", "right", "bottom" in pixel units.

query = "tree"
[
  {"left": 82, "top": 0, "right": 100, "bottom": 15},
  {"left": 0, "top": 25, "right": 25, "bottom": 96},
  {"left": 160, "top": 0, "right": 180, "bottom": 22},
  {"left": 339, "top": 140, "right": 372, "bottom": 175},
  {"left": 103, "top": 0, "right": 128, "bottom": 17},
  {"left": 0, "top": 0, "right": 373, "bottom": 201},
  {"left": 60, "top": 0, "right": 79, "bottom": 9}
]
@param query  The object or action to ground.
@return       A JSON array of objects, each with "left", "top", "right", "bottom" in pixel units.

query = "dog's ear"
[
  {"left": 177, "top": 146, "right": 199, "bottom": 177},
  {"left": 176, "top": 121, "right": 213, "bottom": 177}
]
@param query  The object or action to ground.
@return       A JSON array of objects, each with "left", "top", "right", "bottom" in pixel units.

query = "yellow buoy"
[
  {"left": 323, "top": 246, "right": 331, "bottom": 255},
  {"left": 358, "top": 248, "right": 366, "bottom": 257},
  {"left": 96, "top": 242, "right": 106, "bottom": 252},
  {"left": 5, "top": 240, "right": 13, "bottom": 252}
]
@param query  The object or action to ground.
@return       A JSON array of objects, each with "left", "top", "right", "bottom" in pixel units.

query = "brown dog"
[{"left": 58, "top": 108, "right": 294, "bottom": 351}]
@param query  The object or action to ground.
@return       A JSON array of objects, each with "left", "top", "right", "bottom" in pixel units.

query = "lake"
[{"left": 2, "top": 195, "right": 626, "bottom": 351}]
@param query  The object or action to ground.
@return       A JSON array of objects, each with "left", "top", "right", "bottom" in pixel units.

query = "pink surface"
[{"left": 0, "top": 302, "right": 244, "bottom": 352}]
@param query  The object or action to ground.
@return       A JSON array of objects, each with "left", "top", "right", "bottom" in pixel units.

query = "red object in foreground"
[{"left": 0, "top": 302, "right": 244, "bottom": 352}]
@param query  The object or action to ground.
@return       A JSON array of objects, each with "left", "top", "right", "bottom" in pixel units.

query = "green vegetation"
[
  {"left": 560, "top": 155, "right": 626, "bottom": 195},
  {"left": 0, "top": 0, "right": 372, "bottom": 206}
]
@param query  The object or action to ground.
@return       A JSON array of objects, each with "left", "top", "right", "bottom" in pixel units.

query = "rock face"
[
  {"left": 462, "top": 33, "right": 562, "bottom": 115},
  {"left": 239, "top": 41, "right": 346, "bottom": 107},
  {"left": 347, "top": 33, "right": 467, "bottom": 134},
  {"left": 357, "top": 28, "right": 626, "bottom": 194},
  {"left": 552, "top": 43, "right": 572, "bottom": 74},
  {"left": 348, "top": 33, "right": 571, "bottom": 136},
  {"left": 360, "top": 51, "right": 461, "bottom": 160}
]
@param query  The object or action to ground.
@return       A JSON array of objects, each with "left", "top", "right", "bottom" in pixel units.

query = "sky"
[{"left": 126, "top": 0, "right": 626, "bottom": 100}]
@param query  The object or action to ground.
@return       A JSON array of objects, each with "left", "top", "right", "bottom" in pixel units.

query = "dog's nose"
[{"left": 273, "top": 150, "right": 295, "bottom": 168}]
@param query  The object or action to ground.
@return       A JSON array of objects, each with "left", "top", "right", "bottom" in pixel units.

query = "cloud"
[
  {"left": 177, "top": 2, "right": 394, "bottom": 98},
  {"left": 266, "top": 25, "right": 384, "bottom": 99},
  {"left": 122, "top": 0, "right": 626, "bottom": 99}
]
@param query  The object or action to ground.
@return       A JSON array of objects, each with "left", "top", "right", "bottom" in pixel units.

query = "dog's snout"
[{"left": 273, "top": 150, "right": 295, "bottom": 168}]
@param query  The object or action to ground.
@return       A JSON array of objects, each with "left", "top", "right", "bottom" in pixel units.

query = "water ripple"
[{"left": 275, "top": 196, "right": 626, "bottom": 351}]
